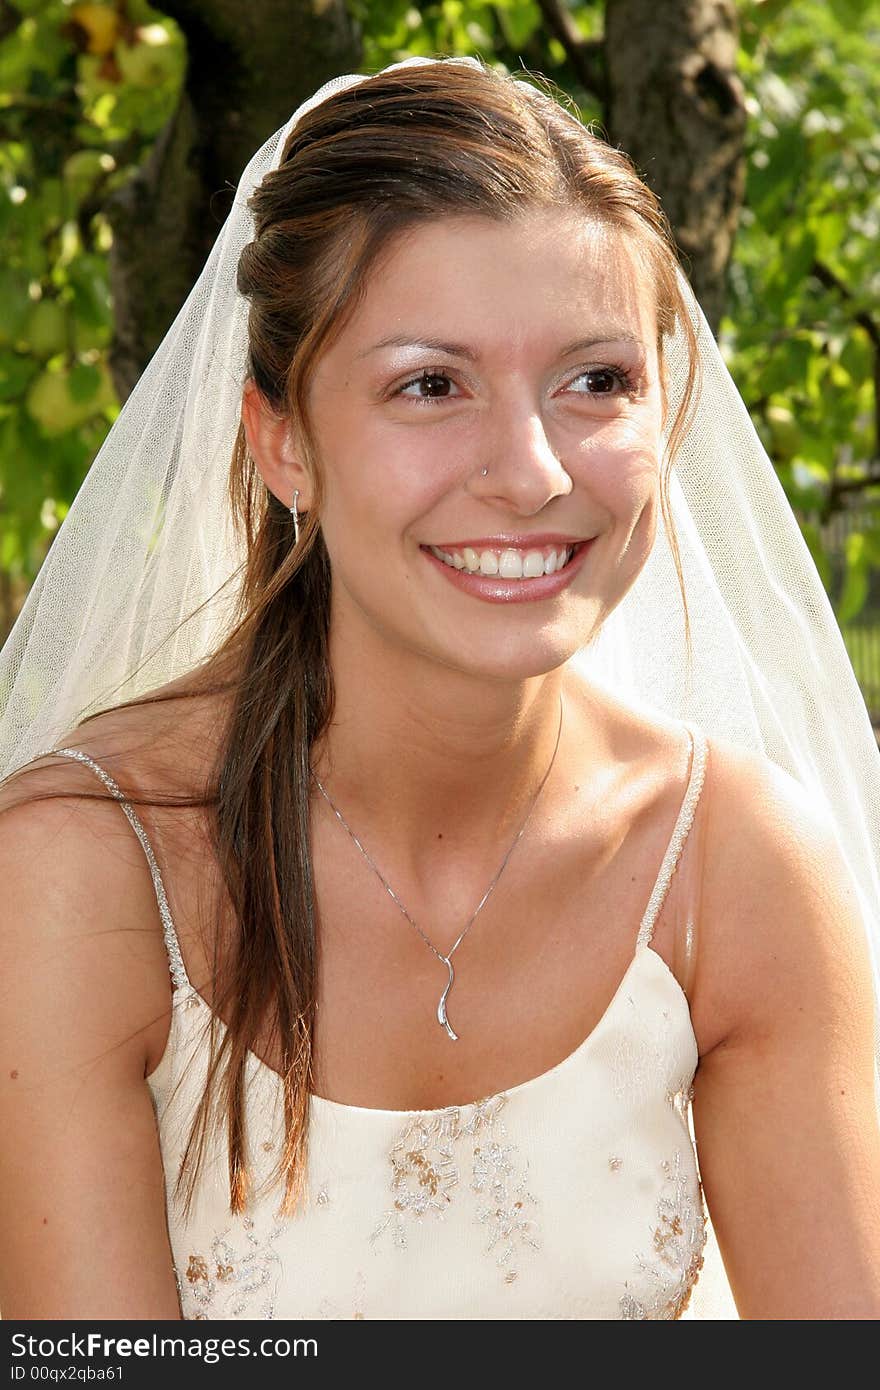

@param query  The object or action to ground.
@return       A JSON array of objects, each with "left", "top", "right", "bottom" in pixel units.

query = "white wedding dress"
[{"left": 53, "top": 721, "right": 737, "bottom": 1320}]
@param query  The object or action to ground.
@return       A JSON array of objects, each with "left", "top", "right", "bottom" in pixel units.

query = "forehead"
[{"left": 339, "top": 207, "right": 657, "bottom": 358}]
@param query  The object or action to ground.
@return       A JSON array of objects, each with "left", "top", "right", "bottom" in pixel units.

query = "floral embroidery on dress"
[
  {"left": 176, "top": 1214, "right": 286, "bottom": 1320},
  {"left": 370, "top": 1093, "right": 541, "bottom": 1284},
  {"left": 666, "top": 1080, "right": 696, "bottom": 1120},
  {"left": 619, "top": 1149, "right": 707, "bottom": 1319}
]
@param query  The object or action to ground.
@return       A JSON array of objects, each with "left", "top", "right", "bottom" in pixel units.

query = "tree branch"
[
  {"left": 0, "top": 0, "right": 19, "bottom": 43},
  {"left": 535, "top": 0, "right": 607, "bottom": 104},
  {"left": 829, "top": 476, "right": 880, "bottom": 497},
  {"left": 812, "top": 259, "right": 880, "bottom": 352}
]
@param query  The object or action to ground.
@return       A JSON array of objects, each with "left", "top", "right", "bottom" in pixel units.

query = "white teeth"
[
  {"left": 463, "top": 547, "right": 480, "bottom": 572},
  {"left": 429, "top": 544, "right": 574, "bottom": 578}
]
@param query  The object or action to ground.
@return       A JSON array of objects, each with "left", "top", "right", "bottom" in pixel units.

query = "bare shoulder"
[
  {"left": 685, "top": 732, "right": 880, "bottom": 1316},
  {"left": 0, "top": 706, "right": 200, "bottom": 1316},
  {"left": 0, "top": 673, "right": 229, "bottom": 1055},
  {"left": 693, "top": 728, "right": 874, "bottom": 1056},
  {"left": 0, "top": 733, "right": 177, "bottom": 1083}
]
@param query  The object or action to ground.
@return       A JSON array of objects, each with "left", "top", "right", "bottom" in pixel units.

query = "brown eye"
[
  {"left": 395, "top": 370, "right": 461, "bottom": 403},
  {"left": 585, "top": 369, "right": 619, "bottom": 394},
  {"left": 568, "top": 365, "right": 636, "bottom": 396}
]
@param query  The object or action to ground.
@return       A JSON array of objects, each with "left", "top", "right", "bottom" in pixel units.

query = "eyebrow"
[{"left": 356, "top": 331, "right": 646, "bottom": 361}]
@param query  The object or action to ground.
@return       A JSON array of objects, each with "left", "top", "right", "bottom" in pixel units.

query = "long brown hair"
[{"left": 3, "top": 57, "right": 701, "bottom": 1219}]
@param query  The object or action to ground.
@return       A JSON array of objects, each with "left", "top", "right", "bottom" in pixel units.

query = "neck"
[{"left": 309, "top": 621, "right": 584, "bottom": 886}]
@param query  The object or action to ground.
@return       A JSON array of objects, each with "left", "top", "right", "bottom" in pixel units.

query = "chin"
[{"left": 429, "top": 629, "right": 597, "bottom": 685}]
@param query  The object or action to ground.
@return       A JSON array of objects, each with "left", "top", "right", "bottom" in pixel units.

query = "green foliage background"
[{"left": 1, "top": 0, "right": 879, "bottom": 696}]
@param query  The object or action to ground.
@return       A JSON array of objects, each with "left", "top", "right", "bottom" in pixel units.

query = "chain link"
[{"left": 311, "top": 693, "right": 564, "bottom": 971}]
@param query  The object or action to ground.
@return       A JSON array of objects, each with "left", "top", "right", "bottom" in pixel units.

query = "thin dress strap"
[
  {"left": 636, "top": 722, "right": 708, "bottom": 951},
  {"left": 48, "top": 747, "right": 192, "bottom": 994}
]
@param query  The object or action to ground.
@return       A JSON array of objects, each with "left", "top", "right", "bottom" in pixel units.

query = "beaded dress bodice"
[{"left": 53, "top": 721, "right": 711, "bottom": 1321}]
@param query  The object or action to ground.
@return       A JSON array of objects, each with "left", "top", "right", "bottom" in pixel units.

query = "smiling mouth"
[{"left": 425, "top": 542, "right": 581, "bottom": 579}]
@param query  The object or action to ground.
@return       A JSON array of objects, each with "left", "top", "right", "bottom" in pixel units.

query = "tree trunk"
[
  {"left": 603, "top": 0, "right": 746, "bottom": 335},
  {"left": 105, "top": 0, "right": 361, "bottom": 400}
]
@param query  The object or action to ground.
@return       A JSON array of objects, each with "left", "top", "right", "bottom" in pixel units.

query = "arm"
[
  {"left": 692, "top": 737, "right": 880, "bottom": 1319},
  {"left": 0, "top": 770, "right": 184, "bottom": 1319}
]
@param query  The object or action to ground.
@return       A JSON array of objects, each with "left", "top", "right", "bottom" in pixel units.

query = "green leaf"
[
  {"left": 781, "top": 227, "right": 818, "bottom": 286},
  {"left": 839, "top": 333, "right": 871, "bottom": 383},
  {"left": 67, "top": 360, "right": 102, "bottom": 403},
  {"left": 66, "top": 254, "right": 112, "bottom": 329},
  {"left": 827, "top": 0, "right": 872, "bottom": 24},
  {"left": 748, "top": 126, "right": 808, "bottom": 218},
  {"left": 748, "top": 0, "right": 799, "bottom": 29},
  {"left": 861, "top": 525, "right": 880, "bottom": 567},
  {"left": 812, "top": 210, "right": 848, "bottom": 260},
  {"left": 497, "top": 0, "right": 542, "bottom": 46},
  {"left": 0, "top": 351, "right": 38, "bottom": 401},
  {"left": 0, "top": 269, "right": 32, "bottom": 347},
  {"left": 837, "top": 529, "right": 870, "bottom": 623}
]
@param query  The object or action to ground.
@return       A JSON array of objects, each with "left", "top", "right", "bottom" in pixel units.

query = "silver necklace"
[{"left": 310, "top": 694, "right": 564, "bottom": 1041}]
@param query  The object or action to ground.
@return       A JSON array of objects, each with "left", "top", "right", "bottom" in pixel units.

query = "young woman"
[{"left": 1, "top": 56, "right": 878, "bottom": 1321}]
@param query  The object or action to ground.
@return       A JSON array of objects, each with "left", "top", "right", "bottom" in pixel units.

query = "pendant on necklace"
[{"left": 437, "top": 956, "right": 459, "bottom": 1041}]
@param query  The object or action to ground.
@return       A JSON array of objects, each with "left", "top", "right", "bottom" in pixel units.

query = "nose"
[{"left": 468, "top": 409, "right": 573, "bottom": 513}]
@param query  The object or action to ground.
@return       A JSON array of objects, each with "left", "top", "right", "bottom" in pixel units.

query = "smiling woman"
[
  {"left": 0, "top": 55, "right": 879, "bottom": 1323},
  {"left": 243, "top": 210, "right": 662, "bottom": 657}
]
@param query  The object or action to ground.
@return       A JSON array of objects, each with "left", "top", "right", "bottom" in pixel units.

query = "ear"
[{"left": 241, "top": 379, "right": 313, "bottom": 510}]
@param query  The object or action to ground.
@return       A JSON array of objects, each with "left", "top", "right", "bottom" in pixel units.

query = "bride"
[{"left": 0, "top": 56, "right": 878, "bottom": 1321}]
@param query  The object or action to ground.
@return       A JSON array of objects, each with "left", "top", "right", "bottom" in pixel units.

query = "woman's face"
[{"left": 302, "top": 206, "right": 663, "bottom": 682}]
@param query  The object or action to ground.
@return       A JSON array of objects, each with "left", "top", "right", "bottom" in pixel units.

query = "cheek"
[
  {"left": 576, "top": 426, "right": 660, "bottom": 518},
  {"left": 316, "top": 448, "right": 443, "bottom": 572},
  {"left": 326, "top": 429, "right": 460, "bottom": 538}
]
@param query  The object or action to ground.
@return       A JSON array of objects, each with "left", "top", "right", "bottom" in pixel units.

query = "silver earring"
[
  {"left": 481, "top": 467, "right": 488, "bottom": 476},
  {"left": 289, "top": 488, "right": 301, "bottom": 545}
]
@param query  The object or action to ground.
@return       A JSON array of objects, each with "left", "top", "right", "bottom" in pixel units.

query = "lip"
[
  {"left": 427, "top": 533, "right": 588, "bottom": 549},
  {"left": 420, "top": 539, "right": 593, "bottom": 604}
]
